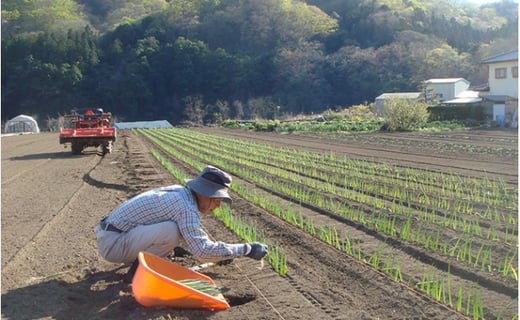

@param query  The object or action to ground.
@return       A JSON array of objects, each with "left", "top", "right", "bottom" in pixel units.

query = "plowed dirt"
[{"left": 1, "top": 128, "right": 517, "bottom": 320}]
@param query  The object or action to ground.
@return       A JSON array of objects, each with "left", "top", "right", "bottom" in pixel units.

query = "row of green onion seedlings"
[
  {"left": 149, "top": 147, "right": 288, "bottom": 276},
  {"left": 142, "top": 132, "right": 496, "bottom": 319},
  {"left": 141, "top": 128, "right": 517, "bottom": 280},
  {"left": 161, "top": 128, "right": 516, "bottom": 212},
  {"left": 152, "top": 128, "right": 516, "bottom": 229}
]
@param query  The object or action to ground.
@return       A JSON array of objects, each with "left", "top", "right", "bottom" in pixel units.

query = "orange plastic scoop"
[{"left": 132, "top": 251, "right": 230, "bottom": 310}]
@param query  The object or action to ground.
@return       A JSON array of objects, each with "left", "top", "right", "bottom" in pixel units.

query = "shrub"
[
  {"left": 343, "top": 104, "right": 377, "bottom": 120},
  {"left": 382, "top": 98, "right": 430, "bottom": 131},
  {"left": 322, "top": 109, "right": 345, "bottom": 121},
  {"left": 222, "top": 119, "right": 241, "bottom": 128},
  {"left": 253, "top": 120, "right": 280, "bottom": 131}
]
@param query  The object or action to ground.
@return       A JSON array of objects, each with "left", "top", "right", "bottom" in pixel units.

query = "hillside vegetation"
[{"left": 2, "top": 0, "right": 517, "bottom": 126}]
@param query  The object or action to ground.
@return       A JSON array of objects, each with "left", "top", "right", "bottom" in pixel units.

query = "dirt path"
[{"left": 1, "top": 130, "right": 511, "bottom": 320}]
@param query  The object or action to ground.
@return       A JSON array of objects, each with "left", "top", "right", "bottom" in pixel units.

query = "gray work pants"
[{"left": 94, "top": 221, "right": 180, "bottom": 263}]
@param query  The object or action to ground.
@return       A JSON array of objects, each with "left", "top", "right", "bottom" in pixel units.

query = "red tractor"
[{"left": 59, "top": 108, "right": 116, "bottom": 155}]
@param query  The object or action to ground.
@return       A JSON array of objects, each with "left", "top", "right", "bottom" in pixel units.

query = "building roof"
[
  {"left": 470, "top": 83, "right": 490, "bottom": 92},
  {"left": 444, "top": 97, "right": 482, "bottom": 104},
  {"left": 426, "top": 78, "right": 469, "bottom": 84},
  {"left": 481, "top": 95, "right": 518, "bottom": 103},
  {"left": 375, "top": 92, "right": 421, "bottom": 100},
  {"left": 444, "top": 90, "right": 482, "bottom": 104},
  {"left": 481, "top": 50, "right": 518, "bottom": 64},
  {"left": 455, "top": 90, "right": 481, "bottom": 98}
]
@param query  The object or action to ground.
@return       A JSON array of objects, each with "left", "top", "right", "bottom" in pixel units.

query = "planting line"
[
  {"left": 368, "top": 259, "right": 472, "bottom": 320},
  {"left": 201, "top": 225, "right": 285, "bottom": 319},
  {"left": 234, "top": 263, "right": 286, "bottom": 320}
]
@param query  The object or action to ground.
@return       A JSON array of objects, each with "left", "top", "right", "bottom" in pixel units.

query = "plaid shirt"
[{"left": 105, "top": 185, "right": 244, "bottom": 260}]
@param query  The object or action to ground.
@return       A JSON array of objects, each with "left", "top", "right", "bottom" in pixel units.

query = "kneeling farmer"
[{"left": 94, "top": 165, "right": 268, "bottom": 282}]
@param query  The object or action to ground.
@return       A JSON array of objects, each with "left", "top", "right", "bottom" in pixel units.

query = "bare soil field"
[{"left": 1, "top": 128, "right": 517, "bottom": 320}]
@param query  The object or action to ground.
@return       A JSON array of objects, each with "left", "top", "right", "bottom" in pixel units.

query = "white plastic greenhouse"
[{"left": 4, "top": 115, "right": 40, "bottom": 133}]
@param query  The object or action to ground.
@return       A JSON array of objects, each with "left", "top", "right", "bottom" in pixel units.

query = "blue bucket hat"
[{"left": 185, "top": 165, "right": 232, "bottom": 202}]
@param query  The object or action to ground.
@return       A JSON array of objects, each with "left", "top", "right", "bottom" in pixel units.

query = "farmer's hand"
[{"left": 247, "top": 242, "right": 268, "bottom": 260}]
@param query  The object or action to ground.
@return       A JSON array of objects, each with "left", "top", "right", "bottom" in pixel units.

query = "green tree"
[
  {"left": 274, "top": 42, "right": 331, "bottom": 114},
  {"left": 323, "top": 45, "right": 379, "bottom": 108},
  {"left": 418, "top": 44, "right": 474, "bottom": 79},
  {"left": 382, "top": 98, "right": 430, "bottom": 131},
  {"left": 2, "top": 0, "right": 88, "bottom": 36}
]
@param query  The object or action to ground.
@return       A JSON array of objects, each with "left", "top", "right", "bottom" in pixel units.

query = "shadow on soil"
[
  {"left": 9, "top": 146, "right": 107, "bottom": 160},
  {"left": 1, "top": 267, "right": 254, "bottom": 320},
  {"left": 10, "top": 151, "right": 91, "bottom": 160},
  {"left": 82, "top": 171, "right": 137, "bottom": 193}
]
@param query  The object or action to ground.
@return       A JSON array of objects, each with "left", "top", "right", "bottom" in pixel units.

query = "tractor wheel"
[{"left": 71, "top": 142, "right": 84, "bottom": 155}]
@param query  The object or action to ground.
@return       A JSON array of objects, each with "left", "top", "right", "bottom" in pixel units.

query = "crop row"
[
  {"left": 149, "top": 130, "right": 513, "bottom": 230},
  {"left": 138, "top": 128, "right": 517, "bottom": 319},
  {"left": 150, "top": 148, "right": 288, "bottom": 276},
  {"left": 320, "top": 132, "right": 518, "bottom": 158},
  {"left": 141, "top": 128, "right": 517, "bottom": 279},
  {"left": 161, "top": 130, "right": 515, "bottom": 213}
]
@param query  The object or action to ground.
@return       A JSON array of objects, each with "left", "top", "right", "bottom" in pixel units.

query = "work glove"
[{"left": 247, "top": 242, "right": 268, "bottom": 260}]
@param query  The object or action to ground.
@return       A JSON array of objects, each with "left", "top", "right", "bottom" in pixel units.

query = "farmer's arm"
[{"left": 177, "top": 208, "right": 247, "bottom": 261}]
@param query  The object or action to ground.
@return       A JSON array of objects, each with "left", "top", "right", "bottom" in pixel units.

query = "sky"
[{"left": 464, "top": 0, "right": 518, "bottom": 4}]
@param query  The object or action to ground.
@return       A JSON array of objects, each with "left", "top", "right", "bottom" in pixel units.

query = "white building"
[
  {"left": 424, "top": 78, "right": 470, "bottom": 103},
  {"left": 481, "top": 50, "right": 518, "bottom": 98},
  {"left": 480, "top": 50, "right": 518, "bottom": 127}
]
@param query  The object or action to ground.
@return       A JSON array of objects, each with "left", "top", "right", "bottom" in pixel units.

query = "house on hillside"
[
  {"left": 478, "top": 50, "right": 518, "bottom": 127},
  {"left": 374, "top": 92, "right": 422, "bottom": 115},
  {"left": 424, "top": 78, "right": 470, "bottom": 104},
  {"left": 374, "top": 78, "right": 471, "bottom": 114},
  {"left": 374, "top": 54, "right": 518, "bottom": 127}
]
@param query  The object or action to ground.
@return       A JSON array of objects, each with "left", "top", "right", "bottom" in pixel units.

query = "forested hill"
[{"left": 2, "top": 0, "right": 518, "bottom": 126}]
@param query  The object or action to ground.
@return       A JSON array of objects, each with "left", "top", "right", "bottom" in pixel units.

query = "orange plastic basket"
[{"left": 132, "top": 251, "right": 230, "bottom": 310}]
